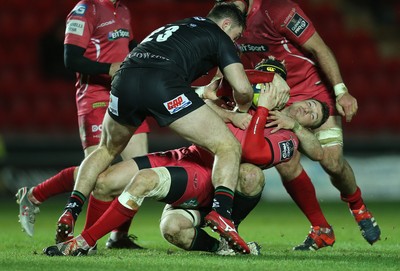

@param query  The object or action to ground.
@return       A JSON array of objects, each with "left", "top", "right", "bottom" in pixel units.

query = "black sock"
[
  {"left": 231, "top": 191, "right": 262, "bottom": 230},
  {"left": 212, "top": 186, "right": 234, "bottom": 220},
  {"left": 189, "top": 227, "right": 220, "bottom": 252},
  {"left": 65, "top": 190, "right": 86, "bottom": 221}
]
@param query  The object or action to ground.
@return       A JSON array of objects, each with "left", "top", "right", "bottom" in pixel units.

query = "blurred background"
[{"left": 0, "top": 0, "right": 399, "bottom": 201}]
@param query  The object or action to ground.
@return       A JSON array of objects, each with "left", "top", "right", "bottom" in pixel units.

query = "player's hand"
[
  {"left": 265, "top": 110, "right": 296, "bottom": 133},
  {"left": 336, "top": 92, "right": 358, "bottom": 122},
  {"left": 231, "top": 112, "right": 252, "bottom": 130},
  {"left": 203, "top": 77, "right": 222, "bottom": 100},
  {"left": 109, "top": 62, "right": 122, "bottom": 77},
  {"left": 258, "top": 82, "right": 285, "bottom": 110},
  {"left": 270, "top": 73, "right": 290, "bottom": 110}
]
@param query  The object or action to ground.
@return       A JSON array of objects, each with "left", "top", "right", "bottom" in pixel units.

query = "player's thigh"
[
  {"left": 121, "top": 132, "right": 149, "bottom": 160},
  {"left": 101, "top": 112, "right": 137, "bottom": 156},
  {"left": 169, "top": 104, "right": 239, "bottom": 153}
]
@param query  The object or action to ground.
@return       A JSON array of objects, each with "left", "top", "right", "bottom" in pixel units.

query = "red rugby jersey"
[
  {"left": 64, "top": 0, "right": 133, "bottom": 115},
  {"left": 237, "top": 0, "right": 331, "bottom": 105}
]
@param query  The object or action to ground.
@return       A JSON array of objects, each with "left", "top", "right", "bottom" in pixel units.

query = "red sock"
[
  {"left": 83, "top": 195, "right": 112, "bottom": 231},
  {"left": 283, "top": 170, "right": 330, "bottom": 228},
  {"left": 341, "top": 186, "right": 364, "bottom": 210},
  {"left": 81, "top": 199, "right": 137, "bottom": 247},
  {"left": 32, "top": 167, "right": 76, "bottom": 202}
]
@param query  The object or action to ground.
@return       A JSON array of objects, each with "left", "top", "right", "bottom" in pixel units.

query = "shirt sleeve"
[
  {"left": 64, "top": 1, "right": 96, "bottom": 49},
  {"left": 218, "top": 33, "right": 242, "bottom": 70},
  {"left": 242, "top": 106, "right": 273, "bottom": 166},
  {"left": 269, "top": 0, "right": 316, "bottom": 46}
]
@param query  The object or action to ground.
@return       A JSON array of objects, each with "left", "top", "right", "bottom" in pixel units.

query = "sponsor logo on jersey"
[
  {"left": 193, "top": 17, "right": 206, "bottom": 21},
  {"left": 108, "top": 29, "right": 130, "bottom": 40},
  {"left": 108, "top": 93, "right": 119, "bottom": 116},
  {"left": 287, "top": 13, "right": 309, "bottom": 37},
  {"left": 278, "top": 140, "right": 295, "bottom": 160},
  {"left": 72, "top": 4, "right": 87, "bottom": 16},
  {"left": 65, "top": 19, "right": 85, "bottom": 36},
  {"left": 97, "top": 19, "right": 115, "bottom": 29},
  {"left": 164, "top": 94, "right": 192, "bottom": 114},
  {"left": 180, "top": 198, "right": 199, "bottom": 208},
  {"left": 92, "top": 102, "right": 107, "bottom": 109},
  {"left": 91, "top": 124, "right": 102, "bottom": 133},
  {"left": 238, "top": 43, "right": 268, "bottom": 53}
]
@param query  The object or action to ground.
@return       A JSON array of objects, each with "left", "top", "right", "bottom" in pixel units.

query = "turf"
[{"left": 0, "top": 195, "right": 399, "bottom": 271}]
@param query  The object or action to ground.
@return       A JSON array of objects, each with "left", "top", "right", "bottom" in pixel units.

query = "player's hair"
[
  {"left": 207, "top": 2, "right": 247, "bottom": 29},
  {"left": 311, "top": 101, "right": 330, "bottom": 129}
]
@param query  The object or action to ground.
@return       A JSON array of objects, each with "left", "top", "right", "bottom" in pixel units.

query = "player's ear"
[{"left": 221, "top": 18, "right": 233, "bottom": 31}]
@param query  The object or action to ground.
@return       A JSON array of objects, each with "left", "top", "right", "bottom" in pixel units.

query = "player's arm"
[
  {"left": 222, "top": 63, "right": 253, "bottom": 112},
  {"left": 204, "top": 99, "right": 252, "bottom": 130},
  {"left": 302, "top": 32, "right": 358, "bottom": 122},
  {"left": 266, "top": 111, "right": 323, "bottom": 161},
  {"left": 241, "top": 83, "right": 283, "bottom": 165},
  {"left": 64, "top": 44, "right": 121, "bottom": 77}
]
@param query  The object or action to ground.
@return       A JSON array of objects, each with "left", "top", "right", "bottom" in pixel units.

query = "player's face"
[{"left": 288, "top": 99, "right": 323, "bottom": 128}]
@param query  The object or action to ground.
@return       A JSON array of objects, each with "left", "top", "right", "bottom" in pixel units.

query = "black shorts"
[{"left": 108, "top": 67, "right": 205, "bottom": 127}]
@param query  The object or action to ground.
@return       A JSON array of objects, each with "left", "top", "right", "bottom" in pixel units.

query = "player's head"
[
  {"left": 284, "top": 99, "right": 330, "bottom": 129},
  {"left": 215, "top": 0, "right": 249, "bottom": 14},
  {"left": 208, "top": 2, "right": 247, "bottom": 41}
]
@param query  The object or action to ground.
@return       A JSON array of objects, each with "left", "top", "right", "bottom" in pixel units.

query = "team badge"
[
  {"left": 287, "top": 13, "right": 309, "bottom": 37},
  {"left": 278, "top": 140, "right": 295, "bottom": 160},
  {"left": 72, "top": 4, "right": 87, "bottom": 16}
]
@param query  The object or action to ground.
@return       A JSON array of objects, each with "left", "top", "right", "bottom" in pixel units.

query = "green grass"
[{"left": 0, "top": 195, "right": 399, "bottom": 271}]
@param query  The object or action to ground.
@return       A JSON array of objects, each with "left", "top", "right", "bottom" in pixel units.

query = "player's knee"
[
  {"left": 237, "top": 163, "right": 265, "bottom": 196},
  {"left": 160, "top": 215, "right": 188, "bottom": 247},
  {"left": 216, "top": 137, "right": 242, "bottom": 157},
  {"left": 320, "top": 148, "right": 345, "bottom": 174},
  {"left": 127, "top": 169, "right": 159, "bottom": 196}
]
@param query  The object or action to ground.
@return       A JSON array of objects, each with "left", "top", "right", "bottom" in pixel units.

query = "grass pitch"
[{"left": 0, "top": 195, "right": 399, "bottom": 271}]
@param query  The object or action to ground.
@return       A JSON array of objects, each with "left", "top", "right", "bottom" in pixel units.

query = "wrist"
[
  {"left": 292, "top": 121, "right": 303, "bottom": 133},
  {"left": 333, "top": 83, "right": 348, "bottom": 97}
]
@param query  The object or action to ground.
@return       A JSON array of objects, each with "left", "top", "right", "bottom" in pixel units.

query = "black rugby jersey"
[{"left": 122, "top": 17, "right": 241, "bottom": 83}]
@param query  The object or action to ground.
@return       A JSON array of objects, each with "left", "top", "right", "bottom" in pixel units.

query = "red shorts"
[
  {"left": 146, "top": 147, "right": 214, "bottom": 209},
  {"left": 78, "top": 106, "right": 151, "bottom": 150}
]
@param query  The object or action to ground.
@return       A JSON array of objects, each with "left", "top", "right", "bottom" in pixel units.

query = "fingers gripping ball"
[{"left": 251, "top": 56, "right": 287, "bottom": 106}]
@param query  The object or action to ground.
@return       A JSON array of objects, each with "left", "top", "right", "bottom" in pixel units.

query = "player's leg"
[
  {"left": 107, "top": 131, "right": 149, "bottom": 249},
  {"left": 16, "top": 109, "right": 102, "bottom": 237},
  {"left": 159, "top": 205, "right": 221, "bottom": 252},
  {"left": 231, "top": 163, "right": 265, "bottom": 230},
  {"left": 275, "top": 152, "right": 335, "bottom": 250},
  {"left": 314, "top": 116, "right": 381, "bottom": 244},
  {"left": 168, "top": 104, "right": 249, "bottom": 253},
  {"left": 44, "top": 165, "right": 176, "bottom": 256},
  {"left": 55, "top": 113, "right": 136, "bottom": 243}
]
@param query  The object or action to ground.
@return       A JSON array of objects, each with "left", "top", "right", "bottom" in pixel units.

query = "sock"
[
  {"left": 32, "top": 166, "right": 76, "bottom": 203},
  {"left": 82, "top": 198, "right": 137, "bottom": 247},
  {"left": 65, "top": 190, "right": 86, "bottom": 221},
  {"left": 231, "top": 191, "right": 262, "bottom": 230},
  {"left": 189, "top": 227, "right": 220, "bottom": 252},
  {"left": 341, "top": 186, "right": 364, "bottom": 210},
  {"left": 212, "top": 186, "right": 234, "bottom": 220},
  {"left": 283, "top": 170, "right": 330, "bottom": 228},
  {"left": 83, "top": 195, "right": 112, "bottom": 231}
]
